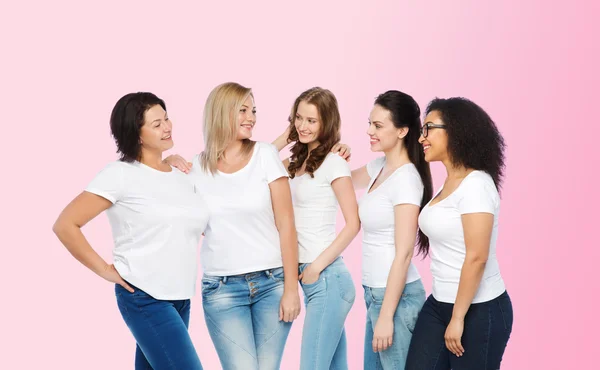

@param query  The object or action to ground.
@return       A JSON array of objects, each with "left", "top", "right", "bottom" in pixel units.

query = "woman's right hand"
[
  {"left": 164, "top": 154, "right": 192, "bottom": 173},
  {"left": 100, "top": 264, "right": 134, "bottom": 293},
  {"left": 330, "top": 143, "right": 352, "bottom": 161}
]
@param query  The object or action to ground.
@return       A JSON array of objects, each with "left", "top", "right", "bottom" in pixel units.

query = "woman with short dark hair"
[{"left": 52, "top": 92, "right": 207, "bottom": 370}]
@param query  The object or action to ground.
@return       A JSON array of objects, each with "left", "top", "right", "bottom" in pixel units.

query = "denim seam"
[
  {"left": 205, "top": 314, "right": 258, "bottom": 359},
  {"left": 336, "top": 273, "right": 355, "bottom": 304},
  {"left": 431, "top": 342, "right": 445, "bottom": 369},
  {"left": 313, "top": 276, "right": 328, "bottom": 367},
  {"left": 497, "top": 299, "right": 510, "bottom": 331},
  {"left": 137, "top": 300, "right": 177, "bottom": 369},
  {"left": 484, "top": 305, "right": 492, "bottom": 369},
  {"left": 115, "top": 290, "right": 130, "bottom": 319},
  {"left": 255, "top": 324, "right": 282, "bottom": 351}
]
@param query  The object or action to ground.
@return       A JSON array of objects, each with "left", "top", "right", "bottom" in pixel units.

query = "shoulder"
[
  {"left": 323, "top": 152, "right": 349, "bottom": 169},
  {"left": 396, "top": 163, "right": 423, "bottom": 185},
  {"left": 456, "top": 171, "right": 500, "bottom": 206},
  {"left": 460, "top": 171, "right": 498, "bottom": 194},
  {"left": 97, "top": 160, "right": 131, "bottom": 176},
  {"left": 366, "top": 156, "right": 385, "bottom": 177},
  {"left": 255, "top": 141, "right": 278, "bottom": 154}
]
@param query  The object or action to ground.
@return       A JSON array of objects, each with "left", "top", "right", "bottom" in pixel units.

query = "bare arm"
[
  {"left": 372, "top": 204, "right": 420, "bottom": 352},
  {"left": 269, "top": 176, "right": 301, "bottom": 322},
  {"left": 300, "top": 177, "right": 360, "bottom": 281},
  {"left": 271, "top": 125, "right": 292, "bottom": 152},
  {"left": 52, "top": 192, "right": 133, "bottom": 291},
  {"left": 445, "top": 213, "right": 493, "bottom": 356}
]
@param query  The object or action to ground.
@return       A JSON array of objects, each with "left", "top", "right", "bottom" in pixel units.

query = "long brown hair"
[{"left": 287, "top": 87, "right": 341, "bottom": 178}]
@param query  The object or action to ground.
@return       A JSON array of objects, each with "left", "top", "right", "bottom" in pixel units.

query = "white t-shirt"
[
  {"left": 190, "top": 142, "right": 289, "bottom": 276},
  {"left": 289, "top": 153, "right": 351, "bottom": 263},
  {"left": 85, "top": 161, "right": 209, "bottom": 300},
  {"left": 418, "top": 170, "right": 505, "bottom": 304},
  {"left": 359, "top": 157, "right": 423, "bottom": 288}
]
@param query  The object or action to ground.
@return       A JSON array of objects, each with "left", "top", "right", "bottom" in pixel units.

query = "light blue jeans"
[
  {"left": 364, "top": 280, "right": 426, "bottom": 370},
  {"left": 201, "top": 267, "right": 292, "bottom": 370},
  {"left": 299, "top": 257, "right": 356, "bottom": 370}
]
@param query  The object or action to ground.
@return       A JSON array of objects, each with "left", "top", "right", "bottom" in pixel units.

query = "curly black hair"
[
  {"left": 110, "top": 92, "right": 166, "bottom": 162},
  {"left": 426, "top": 97, "right": 506, "bottom": 190}
]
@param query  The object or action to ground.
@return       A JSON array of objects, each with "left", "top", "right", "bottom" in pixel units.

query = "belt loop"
[
  {"left": 265, "top": 269, "right": 271, "bottom": 277},
  {"left": 223, "top": 276, "right": 228, "bottom": 284}
]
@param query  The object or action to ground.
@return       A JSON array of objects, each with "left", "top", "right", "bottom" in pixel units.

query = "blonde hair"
[{"left": 201, "top": 82, "right": 256, "bottom": 174}]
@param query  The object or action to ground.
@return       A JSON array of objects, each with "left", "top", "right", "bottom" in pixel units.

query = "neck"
[
  {"left": 139, "top": 149, "right": 166, "bottom": 170},
  {"left": 383, "top": 142, "right": 410, "bottom": 169},
  {"left": 223, "top": 139, "right": 244, "bottom": 160},
  {"left": 443, "top": 158, "right": 470, "bottom": 179}
]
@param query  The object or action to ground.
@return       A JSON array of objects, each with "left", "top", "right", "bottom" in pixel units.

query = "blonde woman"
[{"left": 167, "top": 82, "right": 300, "bottom": 370}]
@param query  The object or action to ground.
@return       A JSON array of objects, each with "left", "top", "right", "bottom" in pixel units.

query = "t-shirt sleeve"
[
  {"left": 456, "top": 174, "right": 499, "bottom": 215},
  {"left": 390, "top": 171, "right": 424, "bottom": 206},
  {"left": 324, "top": 154, "right": 351, "bottom": 184},
  {"left": 259, "top": 142, "right": 289, "bottom": 183},
  {"left": 85, "top": 161, "right": 125, "bottom": 204},
  {"left": 366, "top": 157, "right": 385, "bottom": 178}
]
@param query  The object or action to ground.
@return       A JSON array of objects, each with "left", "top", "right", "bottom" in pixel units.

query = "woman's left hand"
[
  {"left": 444, "top": 317, "right": 465, "bottom": 357},
  {"left": 298, "top": 264, "right": 321, "bottom": 285}
]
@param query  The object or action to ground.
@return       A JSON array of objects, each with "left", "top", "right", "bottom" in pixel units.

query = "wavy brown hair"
[{"left": 287, "top": 87, "right": 341, "bottom": 179}]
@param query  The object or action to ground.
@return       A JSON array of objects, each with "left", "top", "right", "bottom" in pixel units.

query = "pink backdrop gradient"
[{"left": 3, "top": 0, "right": 598, "bottom": 369}]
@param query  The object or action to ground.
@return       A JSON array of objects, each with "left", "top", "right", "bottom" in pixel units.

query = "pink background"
[{"left": 3, "top": 0, "right": 598, "bottom": 369}]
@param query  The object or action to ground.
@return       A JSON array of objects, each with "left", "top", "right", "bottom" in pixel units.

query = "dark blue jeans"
[
  {"left": 115, "top": 284, "right": 203, "bottom": 370},
  {"left": 406, "top": 291, "right": 513, "bottom": 370}
]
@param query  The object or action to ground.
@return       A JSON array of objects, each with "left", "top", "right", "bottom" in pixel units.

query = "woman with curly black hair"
[{"left": 406, "top": 97, "right": 513, "bottom": 370}]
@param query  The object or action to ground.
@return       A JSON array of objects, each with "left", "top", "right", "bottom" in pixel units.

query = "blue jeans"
[
  {"left": 201, "top": 267, "right": 292, "bottom": 370},
  {"left": 298, "top": 257, "right": 356, "bottom": 370},
  {"left": 115, "top": 284, "right": 203, "bottom": 370},
  {"left": 405, "top": 291, "right": 513, "bottom": 370},
  {"left": 364, "top": 280, "right": 426, "bottom": 370}
]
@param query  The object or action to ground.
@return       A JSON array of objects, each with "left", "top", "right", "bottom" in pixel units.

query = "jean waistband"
[
  {"left": 299, "top": 256, "right": 345, "bottom": 273},
  {"left": 204, "top": 267, "right": 282, "bottom": 284}
]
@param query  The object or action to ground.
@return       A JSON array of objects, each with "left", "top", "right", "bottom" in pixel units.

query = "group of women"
[{"left": 53, "top": 82, "right": 513, "bottom": 370}]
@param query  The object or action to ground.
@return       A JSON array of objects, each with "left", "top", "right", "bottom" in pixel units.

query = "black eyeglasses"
[{"left": 420, "top": 123, "right": 446, "bottom": 138}]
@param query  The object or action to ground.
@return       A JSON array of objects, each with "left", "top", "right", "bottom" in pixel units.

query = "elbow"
[
  {"left": 52, "top": 217, "right": 64, "bottom": 237},
  {"left": 53, "top": 216, "right": 77, "bottom": 239},
  {"left": 346, "top": 217, "right": 361, "bottom": 237},
  {"left": 277, "top": 220, "right": 297, "bottom": 239},
  {"left": 395, "top": 248, "right": 414, "bottom": 265},
  {"left": 465, "top": 254, "right": 488, "bottom": 268}
]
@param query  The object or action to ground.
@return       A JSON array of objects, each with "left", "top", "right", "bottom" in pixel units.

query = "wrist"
[
  {"left": 284, "top": 282, "right": 299, "bottom": 293},
  {"left": 93, "top": 261, "right": 110, "bottom": 276},
  {"left": 451, "top": 313, "right": 465, "bottom": 322},
  {"left": 310, "top": 260, "right": 326, "bottom": 273},
  {"left": 378, "top": 310, "right": 395, "bottom": 321}
]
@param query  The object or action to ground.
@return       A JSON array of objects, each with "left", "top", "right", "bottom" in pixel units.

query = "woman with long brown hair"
[{"left": 279, "top": 87, "right": 360, "bottom": 370}]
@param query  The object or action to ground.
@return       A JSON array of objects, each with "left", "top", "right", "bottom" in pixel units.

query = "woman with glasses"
[{"left": 406, "top": 98, "right": 513, "bottom": 370}]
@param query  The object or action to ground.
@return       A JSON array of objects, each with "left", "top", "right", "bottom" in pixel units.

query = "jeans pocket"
[
  {"left": 270, "top": 267, "right": 285, "bottom": 283},
  {"left": 336, "top": 272, "right": 356, "bottom": 304},
  {"left": 401, "top": 294, "right": 423, "bottom": 333},
  {"left": 496, "top": 293, "right": 513, "bottom": 333},
  {"left": 201, "top": 278, "right": 223, "bottom": 299},
  {"left": 114, "top": 285, "right": 130, "bottom": 320}
]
